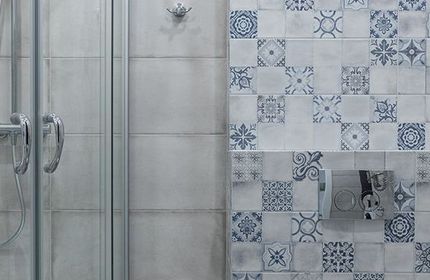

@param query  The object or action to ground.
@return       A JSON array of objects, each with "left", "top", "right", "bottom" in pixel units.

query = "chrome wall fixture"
[{"left": 166, "top": 2, "right": 192, "bottom": 17}]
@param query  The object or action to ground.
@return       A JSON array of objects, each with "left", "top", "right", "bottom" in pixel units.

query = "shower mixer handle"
[
  {"left": 10, "top": 113, "right": 31, "bottom": 175},
  {"left": 43, "top": 113, "right": 64, "bottom": 173}
]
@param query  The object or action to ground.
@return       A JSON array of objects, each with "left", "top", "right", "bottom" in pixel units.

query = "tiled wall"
[{"left": 229, "top": 0, "right": 430, "bottom": 151}]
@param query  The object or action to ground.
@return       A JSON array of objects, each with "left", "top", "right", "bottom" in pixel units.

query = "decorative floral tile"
[
  {"left": 314, "top": 11, "right": 343, "bottom": 38},
  {"left": 285, "top": 67, "right": 314, "bottom": 95},
  {"left": 292, "top": 151, "right": 323, "bottom": 181},
  {"left": 322, "top": 242, "right": 354, "bottom": 273},
  {"left": 230, "top": 10, "right": 258, "bottom": 39},
  {"left": 286, "top": 0, "right": 314, "bottom": 11},
  {"left": 262, "top": 181, "right": 293, "bottom": 211},
  {"left": 341, "top": 66, "right": 370, "bottom": 95},
  {"left": 230, "top": 67, "right": 256, "bottom": 94},
  {"left": 370, "top": 39, "right": 398, "bottom": 66},
  {"left": 232, "top": 273, "right": 262, "bottom": 280},
  {"left": 232, "top": 212, "right": 263, "bottom": 242},
  {"left": 370, "top": 96, "right": 397, "bottom": 123},
  {"left": 344, "top": 0, "right": 368, "bottom": 9},
  {"left": 257, "top": 95, "right": 286, "bottom": 123},
  {"left": 341, "top": 123, "right": 369, "bottom": 150},
  {"left": 398, "top": 123, "right": 425, "bottom": 151},
  {"left": 230, "top": 123, "right": 257, "bottom": 150},
  {"left": 394, "top": 180, "right": 415, "bottom": 212},
  {"left": 257, "top": 39, "right": 286, "bottom": 67},
  {"left": 415, "top": 242, "right": 430, "bottom": 273},
  {"left": 417, "top": 153, "right": 430, "bottom": 183},
  {"left": 313, "top": 95, "right": 341, "bottom": 123},
  {"left": 263, "top": 242, "right": 292, "bottom": 272},
  {"left": 398, "top": 39, "right": 426, "bottom": 66},
  {"left": 292, "top": 212, "right": 322, "bottom": 242},
  {"left": 353, "top": 273, "right": 384, "bottom": 280},
  {"left": 370, "top": 10, "right": 398, "bottom": 38},
  {"left": 231, "top": 152, "right": 263, "bottom": 182},
  {"left": 400, "top": 0, "right": 426, "bottom": 10},
  {"left": 384, "top": 212, "right": 415, "bottom": 242}
]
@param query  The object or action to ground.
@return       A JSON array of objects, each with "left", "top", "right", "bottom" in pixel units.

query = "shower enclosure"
[{"left": 0, "top": 0, "right": 127, "bottom": 279}]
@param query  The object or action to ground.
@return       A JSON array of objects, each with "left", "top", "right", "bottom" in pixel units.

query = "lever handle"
[
  {"left": 10, "top": 113, "right": 32, "bottom": 175},
  {"left": 43, "top": 113, "right": 64, "bottom": 173}
]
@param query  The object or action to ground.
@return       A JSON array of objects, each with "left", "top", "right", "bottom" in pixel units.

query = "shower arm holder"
[{"left": 166, "top": 3, "right": 192, "bottom": 17}]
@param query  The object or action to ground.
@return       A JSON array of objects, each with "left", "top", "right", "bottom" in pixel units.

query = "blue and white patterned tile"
[
  {"left": 232, "top": 273, "right": 262, "bottom": 280},
  {"left": 313, "top": 95, "right": 341, "bottom": 123},
  {"left": 292, "top": 151, "right": 323, "bottom": 181},
  {"left": 341, "top": 66, "right": 370, "bottom": 95},
  {"left": 322, "top": 242, "right": 354, "bottom": 273},
  {"left": 231, "top": 152, "right": 263, "bottom": 182},
  {"left": 230, "top": 67, "right": 256, "bottom": 94},
  {"left": 399, "top": 0, "right": 426, "bottom": 10},
  {"left": 230, "top": 123, "right": 258, "bottom": 150},
  {"left": 370, "top": 96, "right": 397, "bottom": 123},
  {"left": 353, "top": 273, "right": 384, "bottom": 280},
  {"left": 370, "top": 10, "right": 398, "bottom": 38},
  {"left": 286, "top": 0, "right": 314, "bottom": 11},
  {"left": 291, "top": 212, "right": 322, "bottom": 242},
  {"left": 415, "top": 242, "right": 430, "bottom": 273},
  {"left": 398, "top": 39, "right": 426, "bottom": 66},
  {"left": 398, "top": 123, "right": 425, "bottom": 151},
  {"left": 370, "top": 39, "right": 398, "bottom": 66},
  {"left": 230, "top": 10, "right": 258, "bottom": 39},
  {"left": 313, "top": 11, "right": 343, "bottom": 38},
  {"left": 232, "top": 212, "right": 263, "bottom": 242},
  {"left": 285, "top": 66, "right": 314, "bottom": 95},
  {"left": 344, "top": 0, "right": 368, "bottom": 10},
  {"left": 257, "top": 95, "right": 286, "bottom": 124},
  {"left": 262, "top": 181, "right": 293, "bottom": 212},
  {"left": 262, "top": 242, "right": 292, "bottom": 272},
  {"left": 341, "top": 123, "right": 369, "bottom": 150},
  {"left": 257, "top": 39, "right": 286, "bottom": 67},
  {"left": 384, "top": 212, "right": 415, "bottom": 243},
  {"left": 417, "top": 152, "right": 430, "bottom": 183},
  {"left": 394, "top": 180, "right": 415, "bottom": 212}
]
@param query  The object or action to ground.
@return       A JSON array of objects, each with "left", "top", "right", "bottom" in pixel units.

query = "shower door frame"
[{"left": 28, "top": 0, "right": 130, "bottom": 280}]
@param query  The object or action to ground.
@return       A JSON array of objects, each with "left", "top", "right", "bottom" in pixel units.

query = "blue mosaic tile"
[
  {"left": 292, "top": 151, "right": 323, "bottom": 181},
  {"left": 257, "top": 39, "right": 286, "bottom": 67},
  {"left": 231, "top": 152, "right": 263, "bottom": 182},
  {"left": 257, "top": 95, "right": 286, "bottom": 123},
  {"left": 322, "top": 242, "right": 354, "bottom": 273},
  {"left": 285, "top": 66, "right": 314, "bottom": 95},
  {"left": 262, "top": 242, "right": 292, "bottom": 272},
  {"left": 370, "top": 10, "right": 398, "bottom": 38},
  {"left": 398, "top": 123, "right": 425, "bottom": 150},
  {"left": 344, "top": 0, "right": 368, "bottom": 9},
  {"left": 384, "top": 212, "right": 415, "bottom": 243},
  {"left": 370, "top": 96, "right": 397, "bottom": 123},
  {"left": 286, "top": 0, "right": 314, "bottom": 11},
  {"left": 262, "top": 181, "right": 293, "bottom": 212},
  {"left": 341, "top": 123, "right": 369, "bottom": 150},
  {"left": 394, "top": 180, "right": 415, "bottom": 212},
  {"left": 416, "top": 242, "right": 430, "bottom": 273},
  {"left": 232, "top": 212, "right": 263, "bottom": 242},
  {"left": 313, "top": 95, "right": 341, "bottom": 123},
  {"left": 230, "top": 67, "right": 256, "bottom": 94},
  {"left": 232, "top": 273, "right": 262, "bottom": 280},
  {"left": 230, "top": 123, "right": 257, "bottom": 150},
  {"left": 292, "top": 212, "right": 322, "bottom": 242},
  {"left": 370, "top": 39, "right": 398, "bottom": 66},
  {"left": 400, "top": 0, "right": 426, "bottom": 10},
  {"left": 314, "top": 11, "right": 343, "bottom": 38},
  {"left": 341, "top": 66, "right": 370, "bottom": 95},
  {"left": 353, "top": 273, "right": 384, "bottom": 280},
  {"left": 230, "top": 10, "right": 258, "bottom": 39},
  {"left": 399, "top": 39, "right": 426, "bottom": 66},
  {"left": 417, "top": 153, "right": 430, "bottom": 183}
]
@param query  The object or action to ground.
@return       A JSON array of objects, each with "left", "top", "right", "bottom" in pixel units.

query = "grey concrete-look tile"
[
  {"left": 385, "top": 243, "right": 415, "bottom": 272},
  {"left": 354, "top": 243, "right": 384, "bottom": 272}
]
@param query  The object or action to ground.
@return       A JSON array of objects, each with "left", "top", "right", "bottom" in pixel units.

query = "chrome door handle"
[
  {"left": 10, "top": 113, "right": 32, "bottom": 175},
  {"left": 43, "top": 113, "right": 64, "bottom": 173}
]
